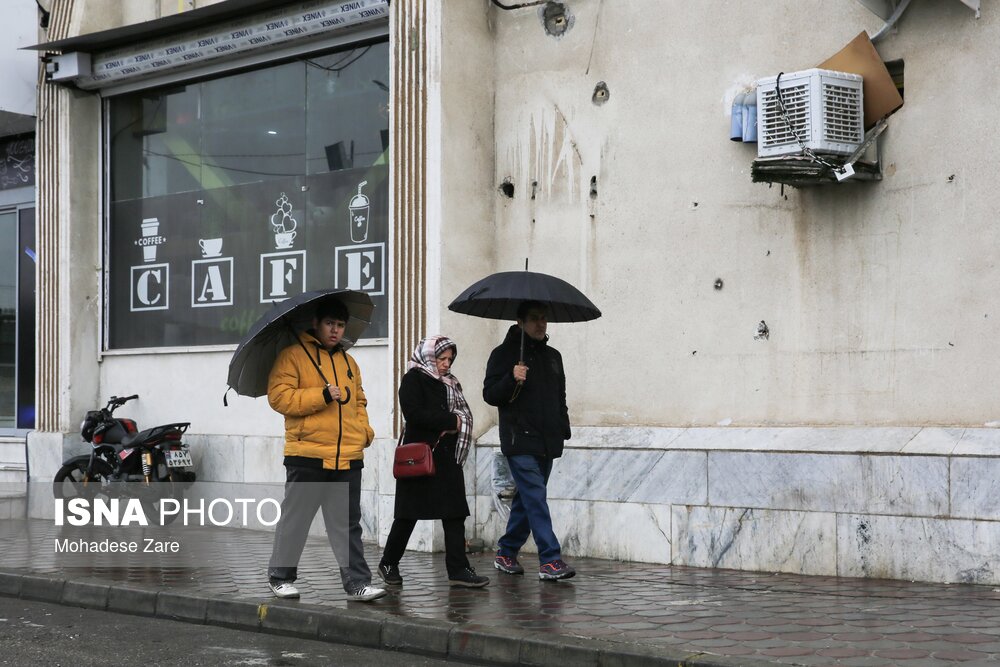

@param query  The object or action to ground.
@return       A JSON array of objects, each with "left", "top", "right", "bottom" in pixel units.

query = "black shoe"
[
  {"left": 449, "top": 566, "right": 489, "bottom": 588},
  {"left": 378, "top": 561, "right": 403, "bottom": 586}
]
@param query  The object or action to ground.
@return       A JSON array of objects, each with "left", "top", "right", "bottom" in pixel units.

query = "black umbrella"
[
  {"left": 448, "top": 268, "right": 600, "bottom": 362},
  {"left": 226, "top": 289, "right": 374, "bottom": 400},
  {"left": 448, "top": 270, "right": 601, "bottom": 323}
]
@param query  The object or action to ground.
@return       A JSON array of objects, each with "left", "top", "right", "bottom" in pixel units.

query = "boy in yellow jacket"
[{"left": 266, "top": 297, "right": 385, "bottom": 602}]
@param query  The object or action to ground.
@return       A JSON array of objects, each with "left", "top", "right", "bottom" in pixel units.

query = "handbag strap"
[{"left": 396, "top": 424, "right": 443, "bottom": 450}]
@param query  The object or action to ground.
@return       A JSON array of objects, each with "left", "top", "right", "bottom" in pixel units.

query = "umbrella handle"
[{"left": 337, "top": 386, "right": 352, "bottom": 405}]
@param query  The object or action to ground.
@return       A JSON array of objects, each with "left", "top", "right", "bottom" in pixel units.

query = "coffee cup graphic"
[
  {"left": 139, "top": 218, "right": 160, "bottom": 262},
  {"left": 349, "top": 181, "right": 370, "bottom": 243},
  {"left": 199, "top": 237, "right": 223, "bottom": 257},
  {"left": 275, "top": 230, "right": 296, "bottom": 249}
]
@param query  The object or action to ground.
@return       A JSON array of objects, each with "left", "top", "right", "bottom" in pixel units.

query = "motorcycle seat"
[{"left": 121, "top": 422, "right": 191, "bottom": 447}]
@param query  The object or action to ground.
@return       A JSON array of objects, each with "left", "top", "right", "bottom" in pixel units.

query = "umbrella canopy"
[
  {"left": 447, "top": 270, "right": 601, "bottom": 323},
  {"left": 227, "top": 289, "right": 374, "bottom": 398}
]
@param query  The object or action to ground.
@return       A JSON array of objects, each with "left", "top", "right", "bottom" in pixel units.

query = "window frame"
[
  {"left": 0, "top": 191, "right": 35, "bottom": 436},
  {"left": 99, "top": 25, "right": 390, "bottom": 356}
]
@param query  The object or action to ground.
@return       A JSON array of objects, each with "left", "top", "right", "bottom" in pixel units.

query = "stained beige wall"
[
  {"left": 467, "top": 0, "right": 999, "bottom": 427},
  {"left": 427, "top": 1, "right": 498, "bottom": 435}
]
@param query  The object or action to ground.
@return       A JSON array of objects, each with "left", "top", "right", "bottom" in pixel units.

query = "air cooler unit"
[{"left": 756, "top": 68, "right": 863, "bottom": 158}]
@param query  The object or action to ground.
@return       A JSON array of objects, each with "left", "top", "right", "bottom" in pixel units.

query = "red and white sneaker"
[
  {"left": 494, "top": 553, "right": 525, "bottom": 575},
  {"left": 539, "top": 559, "right": 576, "bottom": 581}
]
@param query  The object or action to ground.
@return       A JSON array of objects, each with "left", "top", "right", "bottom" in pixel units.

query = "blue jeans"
[{"left": 498, "top": 454, "right": 561, "bottom": 563}]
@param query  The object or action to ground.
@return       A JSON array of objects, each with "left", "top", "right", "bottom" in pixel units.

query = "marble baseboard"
[
  {"left": 26, "top": 432, "right": 72, "bottom": 483},
  {"left": 475, "top": 425, "right": 1000, "bottom": 456},
  {"left": 473, "top": 495, "right": 672, "bottom": 564},
  {"left": 475, "top": 445, "right": 706, "bottom": 505},
  {"left": 671, "top": 506, "right": 837, "bottom": 576},
  {"left": 708, "top": 452, "right": 948, "bottom": 516},
  {"left": 838, "top": 514, "right": 1000, "bottom": 584},
  {"left": 951, "top": 457, "right": 1000, "bottom": 520},
  {"left": 241, "top": 436, "right": 286, "bottom": 484},
  {"left": 25, "top": 424, "right": 1000, "bottom": 584}
]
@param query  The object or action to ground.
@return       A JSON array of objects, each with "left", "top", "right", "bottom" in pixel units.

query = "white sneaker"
[
  {"left": 268, "top": 580, "right": 300, "bottom": 599},
  {"left": 348, "top": 584, "right": 386, "bottom": 602}
]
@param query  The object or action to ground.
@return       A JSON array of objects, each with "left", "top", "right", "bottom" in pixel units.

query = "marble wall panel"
[
  {"left": 478, "top": 426, "right": 687, "bottom": 450},
  {"left": 187, "top": 434, "right": 244, "bottom": 483},
  {"left": 950, "top": 457, "right": 1000, "bottom": 520},
  {"left": 671, "top": 427, "right": 919, "bottom": 453},
  {"left": 475, "top": 446, "right": 706, "bottom": 505},
  {"left": 242, "top": 436, "right": 284, "bottom": 484},
  {"left": 953, "top": 429, "right": 1000, "bottom": 456},
  {"left": 563, "top": 427, "right": 688, "bottom": 449},
  {"left": 359, "top": 488, "right": 378, "bottom": 541},
  {"left": 901, "top": 428, "right": 963, "bottom": 455},
  {"left": 475, "top": 446, "right": 504, "bottom": 496},
  {"left": 364, "top": 437, "right": 391, "bottom": 493},
  {"left": 548, "top": 450, "right": 706, "bottom": 504},
  {"left": 26, "top": 432, "right": 68, "bottom": 483},
  {"left": 837, "top": 514, "right": 1000, "bottom": 584},
  {"left": 708, "top": 452, "right": 947, "bottom": 516},
  {"left": 550, "top": 499, "right": 671, "bottom": 563},
  {"left": 473, "top": 493, "right": 521, "bottom": 554},
  {"left": 672, "top": 506, "right": 837, "bottom": 576},
  {"left": 375, "top": 493, "right": 394, "bottom": 545},
  {"left": 472, "top": 495, "right": 671, "bottom": 564}
]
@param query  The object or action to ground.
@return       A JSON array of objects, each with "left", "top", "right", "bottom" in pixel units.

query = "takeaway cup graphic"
[
  {"left": 135, "top": 217, "right": 166, "bottom": 262},
  {"left": 270, "top": 192, "right": 298, "bottom": 249},
  {"left": 349, "top": 181, "right": 369, "bottom": 243},
  {"left": 199, "top": 237, "right": 223, "bottom": 257}
]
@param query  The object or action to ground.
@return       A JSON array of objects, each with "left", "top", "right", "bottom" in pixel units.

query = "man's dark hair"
[
  {"left": 516, "top": 300, "right": 548, "bottom": 320},
  {"left": 314, "top": 297, "right": 350, "bottom": 323}
]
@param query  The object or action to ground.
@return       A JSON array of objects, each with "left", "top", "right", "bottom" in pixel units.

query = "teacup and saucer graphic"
[{"left": 198, "top": 237, "right": 223, "bottom": 257}]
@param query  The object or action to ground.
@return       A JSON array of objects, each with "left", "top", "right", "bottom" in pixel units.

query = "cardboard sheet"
[{"left": 819, "top": 31, "right": 903, "bottom": 128}]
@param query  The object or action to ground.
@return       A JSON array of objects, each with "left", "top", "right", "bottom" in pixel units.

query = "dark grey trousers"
[{"left": 267, "top": 465, "right": 371, "bottom": 593}]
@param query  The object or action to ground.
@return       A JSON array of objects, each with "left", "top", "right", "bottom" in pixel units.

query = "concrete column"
[{"left": 29, "top": 0, "right": 101, "bottom": 480}]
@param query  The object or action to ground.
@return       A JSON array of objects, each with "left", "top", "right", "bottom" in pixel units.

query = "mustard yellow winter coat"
[{"left": 267, "top": 331, "right": 375, "bottom": 470}]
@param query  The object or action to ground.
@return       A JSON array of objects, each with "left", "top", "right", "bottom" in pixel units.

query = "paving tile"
[
  {"left": 931, "top": 649, "right": 992, "bottom": 661},
  {"left": 7, "top": 517, "right": 1000, "bottom": 667},
  {"left": 872, "top": 648, "right": 931, "bottom": 659}
]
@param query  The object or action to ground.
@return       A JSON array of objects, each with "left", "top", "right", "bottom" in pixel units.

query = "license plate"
[{"left": 165, "top": 449, "right": 193, "bottom": 468}]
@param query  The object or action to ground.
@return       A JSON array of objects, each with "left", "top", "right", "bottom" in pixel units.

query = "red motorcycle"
[{"left": 53, "top": 395, "right": 195, "bottom": 524}]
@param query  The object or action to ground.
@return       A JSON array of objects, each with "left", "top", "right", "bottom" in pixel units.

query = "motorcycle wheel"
[
  {"left": 53, "top": 459, "right": 114, "bottom": 501},
  {"left": 54, "top": 459, "right": 181, "bottom": 527}
]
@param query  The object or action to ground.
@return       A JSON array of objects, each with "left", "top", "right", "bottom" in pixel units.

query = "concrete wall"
[{"left": 480, "top": 0, "right": 999, "bottom": 428}]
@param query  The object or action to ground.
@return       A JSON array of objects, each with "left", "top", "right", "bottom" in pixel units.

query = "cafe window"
[{"left": 105, "top": 39, "right": 389, "bottom": 350}]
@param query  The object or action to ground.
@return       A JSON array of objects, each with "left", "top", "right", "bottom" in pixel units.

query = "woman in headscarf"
[{"left": 378, "top": 336, "right": 489, "bottom": 588}]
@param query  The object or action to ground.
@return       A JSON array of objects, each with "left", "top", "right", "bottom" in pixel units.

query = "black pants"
[
  {"left": 381, "top": 518, "right": 469, "bottom": 576},
  {"left": 267, "top": 465, "right": 371, "bottom": 593}
]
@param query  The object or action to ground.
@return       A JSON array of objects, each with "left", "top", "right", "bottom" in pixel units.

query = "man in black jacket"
[{"left": 483, "top": 301, "right": 576, "bottom": 581}]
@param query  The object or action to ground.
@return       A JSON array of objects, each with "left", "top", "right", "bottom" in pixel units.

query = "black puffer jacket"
[{"left": 483, "top": 324, "right": 571, "bottom": 458}]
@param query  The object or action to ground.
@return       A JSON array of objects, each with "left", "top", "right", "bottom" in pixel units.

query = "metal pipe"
[{"left": 870, "top": 0, "right": 913, "bottom": 42}]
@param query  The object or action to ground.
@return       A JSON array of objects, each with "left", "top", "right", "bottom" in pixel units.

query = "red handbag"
[{"left": 392, "top": 431, "right": 440, "bottom": 479}]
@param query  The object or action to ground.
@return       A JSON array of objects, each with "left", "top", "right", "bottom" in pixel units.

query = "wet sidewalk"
[{"left": 2, "top": 518, "right": 1000, "bottom": 666}]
